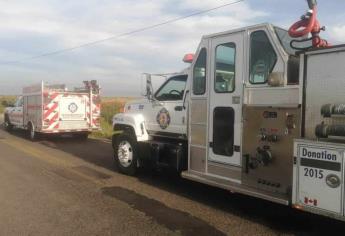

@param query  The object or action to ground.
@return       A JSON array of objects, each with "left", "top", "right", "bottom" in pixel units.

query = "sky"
[{"left": 1, "top": 0, "right": 345, "bottom": 96}]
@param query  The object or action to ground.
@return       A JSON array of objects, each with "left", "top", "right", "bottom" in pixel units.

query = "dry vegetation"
[
  {"left": 0, "top": 96, "right": 16, "bottom": 114},
  {"left": 91, "top": 97, "right": 133, "bottom": 139}
]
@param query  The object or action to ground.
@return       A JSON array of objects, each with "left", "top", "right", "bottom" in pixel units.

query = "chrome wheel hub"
[{"left": 117, "top": 141, "right": 133, "bottom": 168}]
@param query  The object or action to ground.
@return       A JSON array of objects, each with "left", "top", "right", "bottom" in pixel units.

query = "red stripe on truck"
[
  {"left": 44, "top": 103, "right": 58, "bottom": 119},
  {"left": 49, "top": 113, "right": 59, "bottom": 125},
  {"left": 50, "top": 93, "right": 59, "bottom": 101}
]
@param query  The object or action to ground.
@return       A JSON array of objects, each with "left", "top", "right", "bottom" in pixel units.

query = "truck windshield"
[
  {"left": 274, "top": 27, "right": 311, "bottom": 55},
  {"left": 155, "top": 75, "right": 187, "bottom": 101},
  {"left": 14, "top": 96, "right": 23, "bottom": 107}
]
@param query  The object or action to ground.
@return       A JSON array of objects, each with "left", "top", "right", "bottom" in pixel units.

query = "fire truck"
[
  {"left": 4, "top": 80, "right": 101, "bottom": 140},
  {"left": 112, "top": 0, "right": 345, "bottom": 221}
]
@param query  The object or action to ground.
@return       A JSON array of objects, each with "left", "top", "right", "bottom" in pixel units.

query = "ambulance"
[{"left": 4, "top": 80, "right": 101, "bottom": 140}]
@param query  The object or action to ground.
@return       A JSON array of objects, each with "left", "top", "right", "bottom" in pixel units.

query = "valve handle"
[
  {"left": 288, "top": 7, "right": 317, "bottom": 38},
  {"left": 288, "top": 2, "right": 329, "bottom": 49}
]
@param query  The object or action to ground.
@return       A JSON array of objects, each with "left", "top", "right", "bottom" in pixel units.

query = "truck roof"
[{"left": 202, "top": 23, "right": 277, "bottom": 39}]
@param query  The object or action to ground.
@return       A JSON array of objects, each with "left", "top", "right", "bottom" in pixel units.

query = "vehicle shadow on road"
[
  {"left": 3, "top": 126, "right": 345, "bottom": 235},
  {"left": 39, "top": 135, "right": 114, "bottom": 170}
]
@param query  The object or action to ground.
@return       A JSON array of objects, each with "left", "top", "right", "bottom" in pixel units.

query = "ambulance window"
[
  {"left": 249, "top": 31, "right": 277, "bottom": 84},
  {"left": 155, "top": 75, "right": 187, "bottom": 101},
  {"left": 215, "top": 43, "right": 236, "bottom": 93},
  {"left": 193, "top": 48, "right": 207, "bottom": 95}
]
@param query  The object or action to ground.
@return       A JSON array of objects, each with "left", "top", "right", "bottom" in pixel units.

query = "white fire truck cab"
[
  {"left": 4, "top": 81, "right": 101, "bottom": 140},
  {"left": 113, "top": 1, "right": 345, "bottom": 222}
]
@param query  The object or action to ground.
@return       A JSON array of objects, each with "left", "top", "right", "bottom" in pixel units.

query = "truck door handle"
[{"left": 175, "top": 106, "right": 183, "bottom": 111}]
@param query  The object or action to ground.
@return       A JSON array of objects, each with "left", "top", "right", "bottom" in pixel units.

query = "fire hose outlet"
[{"left": 288, "top": 1, "right": 329, "bottom": 49}]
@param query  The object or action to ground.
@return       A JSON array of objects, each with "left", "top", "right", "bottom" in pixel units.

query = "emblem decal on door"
[
  {"left": 156, "top": 108, "right": 171, "bottom": 129},
  {"left": 68, "top": 102, "right": 78, "bottom": 113}
]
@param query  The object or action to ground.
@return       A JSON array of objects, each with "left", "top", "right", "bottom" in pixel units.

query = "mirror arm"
[
  {"left": 149, "top": 94, "right": 156, "bottom": 102},
  {"left": 183, "top": 90, "right": 190, "bottom": 110}
]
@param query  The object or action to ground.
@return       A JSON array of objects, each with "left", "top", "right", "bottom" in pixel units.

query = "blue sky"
[{"left": 1, "top": 0, "right": 344, "bottom": 96}]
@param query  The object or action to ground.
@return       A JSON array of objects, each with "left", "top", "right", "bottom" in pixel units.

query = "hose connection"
[{"left": 288, "top": 0, "right": 329, "bottom": 50}]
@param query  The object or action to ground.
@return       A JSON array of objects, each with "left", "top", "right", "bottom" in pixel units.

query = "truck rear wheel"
[
  {"left": 4, "top": 115, "right": 13, "bottom": 132},
  {"left": 113, "top": 133, "right": 138, "bottom": 175},
  {"left": 27, "top": 123, "right": 37, "bottom": 141}
]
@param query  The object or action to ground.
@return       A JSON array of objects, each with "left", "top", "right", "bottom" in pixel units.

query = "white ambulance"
[{"left": 4, "top": 81, "right": 101, "bottom": 140}]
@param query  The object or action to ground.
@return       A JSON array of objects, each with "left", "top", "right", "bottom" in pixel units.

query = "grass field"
[
  {"left": 0, "top": 95, "right": 132, "bottom": 139},
  {"left": 90, "top": 97, "right": 133, "bottom": 139}
]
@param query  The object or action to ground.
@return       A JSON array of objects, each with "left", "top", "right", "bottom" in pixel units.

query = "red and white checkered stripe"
[
  {"left": 43, "top": 92, "right": 60, "bottom": 130},
  {"left": 91, "top": 94, "right": 101, "bottom": 129},
  {"left": 83, "top": 94, "right": 91, "bottom": 128}
]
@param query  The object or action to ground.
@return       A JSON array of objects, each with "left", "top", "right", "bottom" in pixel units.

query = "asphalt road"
[{"left": 1, "top": 123, "right": 345, "bottom": 235}]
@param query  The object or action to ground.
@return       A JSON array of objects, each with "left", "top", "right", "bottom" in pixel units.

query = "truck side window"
[
  {"left": 215, "top": 43, "right": 236, "bottom": 93},
  {"left": 249, "top": 31, "right": 277, "bottom": 84},
  {"left": 193, "top": 48, "right": 207, "bottom": 95},
  {"left": 155, "top": 75, "right": 187, "bottom": 101}
]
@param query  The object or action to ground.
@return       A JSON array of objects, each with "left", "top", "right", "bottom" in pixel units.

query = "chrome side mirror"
[{"left": 141, "top": 73, "right": 154, "bottom": 101}]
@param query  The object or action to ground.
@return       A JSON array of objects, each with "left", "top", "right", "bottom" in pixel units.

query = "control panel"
[{"left": 242, "top": 106, "right": 301, "bottom": 195}]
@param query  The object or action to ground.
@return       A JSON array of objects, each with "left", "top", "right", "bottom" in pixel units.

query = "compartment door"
[
  {"left": 295, "top": 143, "right": 343, "bottom": 214},
  {"left": 59, "top": 95, "right": 87, "bottom": 121},
  {"left": 208, "top": 32, "right": 244, "bottom": 166}
]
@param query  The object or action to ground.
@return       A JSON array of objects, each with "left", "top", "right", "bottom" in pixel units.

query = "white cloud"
[{"left": 329, "top": 25, "right": 345, "bottom": 43}]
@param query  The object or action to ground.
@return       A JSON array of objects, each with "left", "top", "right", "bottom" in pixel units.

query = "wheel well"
[
  {"left": 4, "top": 114, "right": 11, "bottom": 124},
  {"left": 113, "top": 124, "right": 136, "bottom": 144},
  {"left": 27, "top": 121, "right": 34, "bottom": 130},
  {"left": 114, "top": 124, "right": 135, "bottom": 135}
]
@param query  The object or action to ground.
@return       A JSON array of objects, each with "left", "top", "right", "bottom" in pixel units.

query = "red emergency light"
[{"left": 183, "top": 53, "right": 194, "bottom": 63}]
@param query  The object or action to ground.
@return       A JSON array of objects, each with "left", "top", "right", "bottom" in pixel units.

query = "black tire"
[
  {"left": 4, "top": 115, "right": 13, "bottom": 132},
  {"left": 27, "top": 123, "right": 37, "bottom": 141},
  {"left": 113, "top": 133, "right": 138, "bottom": 176}
]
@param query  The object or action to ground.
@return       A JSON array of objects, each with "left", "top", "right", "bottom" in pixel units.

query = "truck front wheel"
[
  {"left": 4, "top": 115, "right": 13, "bottom": 132},
  {"left": 113, "top": 133, "right": 138, "bottom": 176}
]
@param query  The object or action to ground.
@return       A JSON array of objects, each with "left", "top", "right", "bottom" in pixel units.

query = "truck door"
[
  {"left": 208, "top": 32, "right": 244, "bottom": 166},
  {"left": 189, "top": 43, "right": 208, "bottom": 173},
  {"left": 9, "top": 96, "right": 24, "bottom": 126},
  {"left": 146, "top": 75, "right": 188, "bottom": 137}
]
